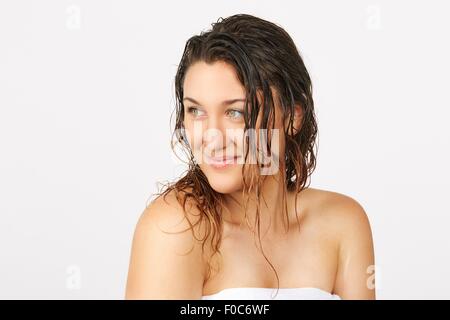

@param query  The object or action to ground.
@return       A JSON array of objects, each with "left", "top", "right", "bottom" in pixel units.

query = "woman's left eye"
[{"left": 226, "top": 109, "right": 244, "bottom": 119}]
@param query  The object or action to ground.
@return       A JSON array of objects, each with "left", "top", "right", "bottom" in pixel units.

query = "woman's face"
[{"left": 182, "top": 60, "right": 290, "bottom": 194}]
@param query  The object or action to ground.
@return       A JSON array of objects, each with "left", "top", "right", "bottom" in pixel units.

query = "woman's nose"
[
  {"left": 204, "top": 117, "right": 228, "bottom": 155},
  {"left": 203, "top": 128, "right": 226, "bottom": 155}
]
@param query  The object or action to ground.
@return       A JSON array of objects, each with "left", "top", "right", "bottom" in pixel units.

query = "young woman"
[{"left": 125, "top": 14, "right": 375, "bottom": 300}]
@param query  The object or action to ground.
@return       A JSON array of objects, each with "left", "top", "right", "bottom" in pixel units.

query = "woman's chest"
[{"left": 202, "top": 225, "right": 339, "bottom": 294}]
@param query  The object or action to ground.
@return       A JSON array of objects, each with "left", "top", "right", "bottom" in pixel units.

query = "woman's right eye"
[{"left": 186, "top": 107, "right": 206, "bottom": 118}]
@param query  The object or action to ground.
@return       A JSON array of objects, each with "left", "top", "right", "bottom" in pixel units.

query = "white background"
[{"left": 1, "top": 0, "right": 449, "bottom": 299}]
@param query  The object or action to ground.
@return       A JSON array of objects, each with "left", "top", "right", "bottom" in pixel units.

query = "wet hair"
[{"left": 153, "top": 13, "right": 318, "bottom": 295}]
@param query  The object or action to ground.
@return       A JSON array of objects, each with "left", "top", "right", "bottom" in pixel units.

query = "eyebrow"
[{"left": 183, "top": 97, "right": 246, "bottom": 106}]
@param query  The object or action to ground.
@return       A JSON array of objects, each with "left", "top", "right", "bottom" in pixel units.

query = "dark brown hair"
[{"left": 153, "top": 13, "right": 318, "bottom": 294}]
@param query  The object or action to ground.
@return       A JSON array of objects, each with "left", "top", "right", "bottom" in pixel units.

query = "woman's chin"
[{"left": 204, "top": 173, "right": 242, "bottom": 194}]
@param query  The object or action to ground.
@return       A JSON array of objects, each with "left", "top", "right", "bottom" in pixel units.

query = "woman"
[{"left": 125, "top": 14, "right": 375, "bottom": 300}]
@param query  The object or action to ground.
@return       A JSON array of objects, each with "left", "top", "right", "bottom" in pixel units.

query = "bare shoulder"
[
  {"left": 303, "top": 187, "right": 375, "bottom": 299},
  {"left": 302, "top": 187, "right": 372, "bottom": 236},
  {"left": 125, "top": 189, "right": 209, "bottom": 299},
  {"left": 139, "top": 189, "right": 206, "bottom": 238}
]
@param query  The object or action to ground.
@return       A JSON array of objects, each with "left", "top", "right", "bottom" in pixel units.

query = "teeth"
[
  {"left": 205, "top": 155, "right": 239, "bottom": 165},
  {"left": 212, "top": 158, "right": 232, "bottom": 163}
]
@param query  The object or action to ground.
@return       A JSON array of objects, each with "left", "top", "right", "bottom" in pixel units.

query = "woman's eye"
[
  {"left": 226, "top": 109, "right": 244, "bottom": 119},
  {"left": 187, "top": 107, "right": 205, "bottom": 118}
]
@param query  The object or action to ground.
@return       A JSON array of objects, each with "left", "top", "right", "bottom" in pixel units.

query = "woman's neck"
[{"left": 222, "top": 173, "right": 296, "bottom": 236}]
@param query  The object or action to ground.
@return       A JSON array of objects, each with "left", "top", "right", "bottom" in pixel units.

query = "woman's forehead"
[
  {"left": 185, "top": 64, "right": 280, "bottom": 107},
  {"left": 183, "top": 61, "right": 246, "bottom": 104}
]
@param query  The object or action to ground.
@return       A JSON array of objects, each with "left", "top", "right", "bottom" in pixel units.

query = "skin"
[{"left": 125, "top": 61, "right": 376, "bottom": 300}]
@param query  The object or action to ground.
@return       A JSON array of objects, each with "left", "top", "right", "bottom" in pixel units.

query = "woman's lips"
[{"left": 204, "top": 155, "right": 242, "bottom": 168}]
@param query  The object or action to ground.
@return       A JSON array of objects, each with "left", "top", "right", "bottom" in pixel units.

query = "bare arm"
[
  {"left": 125, "top": 194, "right": 206, "bottom": 299},
  {"left": 333, "top": 197, "right": 376, "bottom": 300}
]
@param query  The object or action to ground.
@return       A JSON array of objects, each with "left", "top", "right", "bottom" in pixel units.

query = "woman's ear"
[{"left": 285, "top": 104, "right": 303, "bottom": 135}]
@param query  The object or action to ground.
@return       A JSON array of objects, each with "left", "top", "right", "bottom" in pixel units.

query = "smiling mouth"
[{"left": 203, "top": 155, "right": 242, "bottom": 167}]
